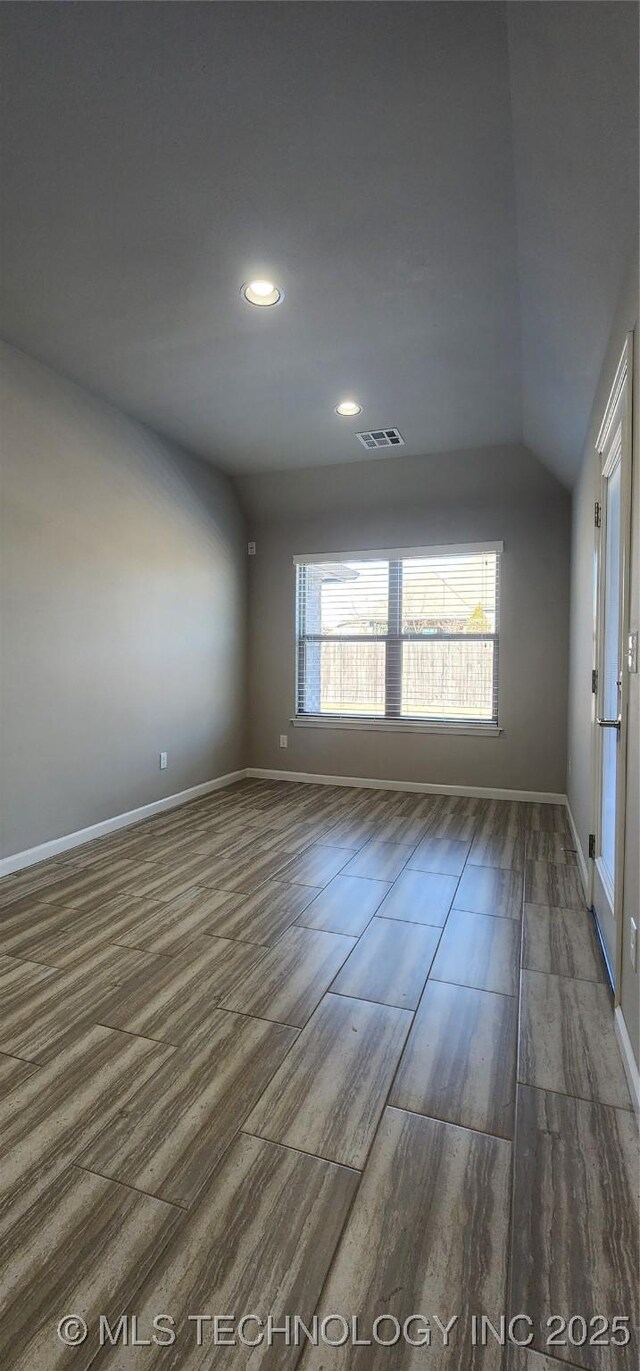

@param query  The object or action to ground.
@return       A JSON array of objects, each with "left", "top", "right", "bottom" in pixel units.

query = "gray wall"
[
  {"left": 237, "top": 444, "right": 570, "bottom": 795},
  {"left": 567, "top": 254, "right": 639, "bottom": 1066},
  {"left": 1, "top": 343, "right": 247, "bottom": 858}
]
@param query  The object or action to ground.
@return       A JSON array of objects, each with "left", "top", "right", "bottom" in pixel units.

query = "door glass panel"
[{"left": 600, "top": 455, "right": 621, "bottom": 886}]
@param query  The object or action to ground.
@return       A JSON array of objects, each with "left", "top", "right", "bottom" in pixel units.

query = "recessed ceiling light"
[
  {"left": 335, "top": 400, "right": 362, "bottom": 417},
  {"left": 242, "top": 279, "right": 283, "bottom": 307}
]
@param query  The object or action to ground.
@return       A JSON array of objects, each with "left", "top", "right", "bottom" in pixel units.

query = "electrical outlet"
[
  {"left": 248, "top": 541, "right": 256, "bottom": 556},
  {"left": 630, "top": 918, "right": 638, "bottom": 972},
  {"left": 279, "top": 734, "right": 288, "bottom": 748},
  {"left": 159, "top": 752, "right": 168, "bottom": 770}
]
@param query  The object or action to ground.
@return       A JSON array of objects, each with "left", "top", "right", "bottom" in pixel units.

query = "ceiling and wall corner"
[
  {"left": 0, "top": 2, "right": 637, "bottom": 486},
  {"left": 507, "top": 2, "right": 639, "bottom": 487},
  {"left": 235, "top": 442, "right": 566, "bottom": 527}
]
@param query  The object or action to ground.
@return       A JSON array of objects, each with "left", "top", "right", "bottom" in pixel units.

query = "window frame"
[{"left": 293, "top": 542, "right": 503, "bottom": 735}]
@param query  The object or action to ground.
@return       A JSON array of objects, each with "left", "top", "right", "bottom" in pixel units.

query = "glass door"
[
  {"left": 592, "top": 340, "right": 631, "bottom": 987},
  {"left": 593, "top": 440, "right": 622, "bottom": 974}
]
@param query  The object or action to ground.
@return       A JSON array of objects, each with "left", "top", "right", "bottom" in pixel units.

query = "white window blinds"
[{"left": 294, "top": 543, "right": 501, "bottom": 725}]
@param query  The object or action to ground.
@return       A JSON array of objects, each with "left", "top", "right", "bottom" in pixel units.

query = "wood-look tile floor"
[{"left": 0, "top": 780, "right": 637, "bottom": 1369}]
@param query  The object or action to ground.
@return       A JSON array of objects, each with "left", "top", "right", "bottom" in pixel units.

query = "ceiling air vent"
[{"left": 356, "top": 428, "right": 405, "bottom": 450}]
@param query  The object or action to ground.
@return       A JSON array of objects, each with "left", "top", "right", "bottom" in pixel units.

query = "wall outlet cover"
[
  {"left": 279, "top": 734, "right": 288, "bottom": 748},
  {"left": 159, "top": 752, "right": 168, "bottom": 770}
]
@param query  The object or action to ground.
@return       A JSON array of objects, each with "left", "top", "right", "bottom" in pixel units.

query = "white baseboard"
[
  {"left": 6, "top": 760, "right": 635, "bottom": 1111},
  {"left": 0, "top": 765, "right": 569, "bottom": 878},
  {"left": 246, "top": 767, "right": 565, "bottom": 804},
  {"left": 562, "top": 803, "right": 638, "bottom": 1114},
  {"left": 615, "top": 1006, "right": 640, "bottom": 1115},
  {"left": 0, "top": 770, "right": 247, "bottom": 878},
  {"left": 564, "top": 799, "right": 591, "bottom": 903}
]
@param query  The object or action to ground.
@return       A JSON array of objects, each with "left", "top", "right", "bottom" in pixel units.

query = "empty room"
[{"left": 0, "top": 2, "right": 638, "bottom": 1367}]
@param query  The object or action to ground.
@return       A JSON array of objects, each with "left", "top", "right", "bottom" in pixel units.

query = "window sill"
[{"left": 291, "top": 716, "right": 502, "bottom": 737}]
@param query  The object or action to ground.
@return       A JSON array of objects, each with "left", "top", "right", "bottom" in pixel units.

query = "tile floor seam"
[
  {"left": 71, "top": 1162, "right": 191, "bottom": 1213},
  {"left": 0, "top": 778, "right": 635, "bottom": 1371}
]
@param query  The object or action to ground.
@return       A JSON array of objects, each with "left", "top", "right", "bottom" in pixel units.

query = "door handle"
[{"left": 597, "top": 716, "right": 621, "bottom": 729}]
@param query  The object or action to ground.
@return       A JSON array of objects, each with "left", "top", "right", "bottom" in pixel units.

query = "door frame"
[{"left": 590, "top": 332, "right": 634, "bottom": 998}]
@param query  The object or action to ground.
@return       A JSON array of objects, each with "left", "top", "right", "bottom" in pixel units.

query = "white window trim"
[
  {"left": 291, "top": 716, "right": 502, "bottom": 737},
  {"left": 294, "top": 540, "right": 504, "bottom": 565},
  {"left": 293, "top": 540, "right": 503, "bottom": 730}
]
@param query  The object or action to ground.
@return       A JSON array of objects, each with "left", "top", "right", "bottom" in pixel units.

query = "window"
[{"left": 294, "top": 542, "right": 501, "bottom": 728}]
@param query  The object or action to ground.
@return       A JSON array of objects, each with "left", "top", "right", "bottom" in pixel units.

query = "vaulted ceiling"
[{"left": 0, "top": 2, "right": 637, "bottom": 485}]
